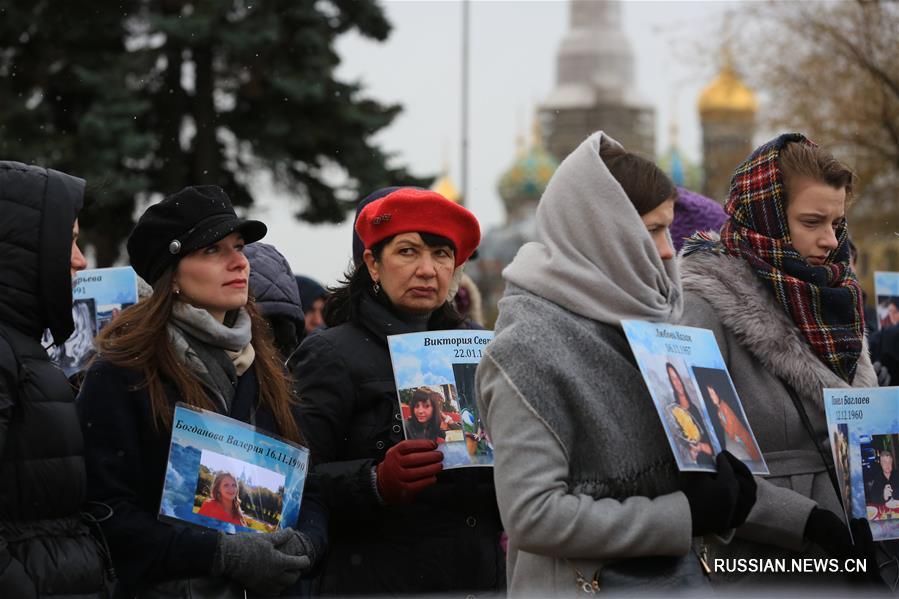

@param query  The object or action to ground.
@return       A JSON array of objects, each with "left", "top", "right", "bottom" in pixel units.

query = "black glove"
[
  {"left": 804, "top": 507, "right": 852, "bottom": 559},
  {"left": 805, "top": 508, "right": 885, "bottom": 587},
  {"left": 874, "top": 361, "right": 891, "bottom": 386},
  {"left": 680, "top": 451, "right": 758, "bottom": 536},
  {"left": 212, "top": 529, "right": 309, "bottom": 595}
]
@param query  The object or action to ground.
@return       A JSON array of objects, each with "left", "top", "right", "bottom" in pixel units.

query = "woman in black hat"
[{"left": 77, "top": 186, "right": 326, "bottom": 598}]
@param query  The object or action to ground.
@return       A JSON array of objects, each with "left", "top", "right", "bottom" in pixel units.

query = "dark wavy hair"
[
  {"left": 600, "top": 138, "right": 676, "bottom": 215},
  {"left": 324, "top": 232, "right": 465, "bottom": 328}
]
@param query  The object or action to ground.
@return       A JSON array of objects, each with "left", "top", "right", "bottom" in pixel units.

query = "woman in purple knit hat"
[{"left": 669, "top": 187, "right": 728, "bottom": 253}]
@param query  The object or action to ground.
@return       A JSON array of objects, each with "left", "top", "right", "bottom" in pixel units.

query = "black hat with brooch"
[{"left": 127, "top": 185, "right": 266, "bottom": 285}]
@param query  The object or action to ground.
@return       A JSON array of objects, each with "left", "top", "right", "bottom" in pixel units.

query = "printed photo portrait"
[
  {"left": 861, "top": 434, "right": 899, "bottom": 522},
  {"left": 643, "top": 356, "right": 717, "bottom": 470},
  {"left": 399, "top": 384, "right": 461, "bottom": 444},
  {"left": 193, "top": 450, "right": 286, "bottom": 532},
  {"left": 692, "top": 366, "right": 764, "bottom": 466},
  {"left": 46, "top": 298, "right": 98, "bottom": 376},
  {"left": 876, "top": 296, "right": 899, "bottom": 330},
  {"left": 451, "top": 362, "right": 493, "bottom": 465},
  {"left": 833, "top": 423, "right": 852, "bottom": 519}
]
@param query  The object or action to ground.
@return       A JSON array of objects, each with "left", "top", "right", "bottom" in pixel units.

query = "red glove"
[{"left": 376, "top": 440, "right": 444, "bottom": 505}]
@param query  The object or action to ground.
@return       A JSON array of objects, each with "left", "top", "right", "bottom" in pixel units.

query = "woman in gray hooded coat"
[{"left": 476, "top": 132, "right": 757, "bottom": 595}]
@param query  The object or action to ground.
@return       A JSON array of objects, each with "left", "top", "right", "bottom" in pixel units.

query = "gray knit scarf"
[{"left": 167, "top": 302, "right": 254, "bottom": 412}]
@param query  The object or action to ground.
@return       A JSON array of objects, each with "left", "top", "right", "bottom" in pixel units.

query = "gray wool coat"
[
  {"left": 478, "top": 289, "right": 701, "bottom": 597},
  {"left": 679, "top": 241, "right": 877, "bottom": 585}
]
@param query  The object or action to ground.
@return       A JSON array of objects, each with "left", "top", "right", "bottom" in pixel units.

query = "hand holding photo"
[
  {"left": 621, "top": 320, "right": 768, "bottom": 474},
  {"left": 388, "top": 331, "right": 494, "bottom": 468},
  {"left": 824, "top": 387, "right": 899, "bottom": 541},
  {"left": 160, "top": 404, "right": 308, "bottom": 534}
]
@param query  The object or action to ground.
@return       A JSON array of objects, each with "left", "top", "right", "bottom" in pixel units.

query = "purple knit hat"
[{"left": 670, "top": 187, "right": 728, "bottom": 252}]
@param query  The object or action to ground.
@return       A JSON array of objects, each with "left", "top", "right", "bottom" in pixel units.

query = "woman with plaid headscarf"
[{"left": 679, "top": 134, "right": 884, "bottom": 588}]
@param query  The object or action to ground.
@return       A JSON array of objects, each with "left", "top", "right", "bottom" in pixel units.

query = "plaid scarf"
[{"left": 683, "top": 133, "right": 863, "bottom": 382}]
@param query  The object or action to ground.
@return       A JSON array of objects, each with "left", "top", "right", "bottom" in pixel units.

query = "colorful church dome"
[
  {"left": 497, "top": 120, "right": 559, "bottom": 220},
  {"left": 698, "top": 61, "right": 758, "bottom": 116}
]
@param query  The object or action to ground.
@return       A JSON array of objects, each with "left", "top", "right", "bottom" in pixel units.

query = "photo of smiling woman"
[
  {"left": 198, "top": 472, "right": 249, "bottom": 527},
  {"left": 665, "top": 361, "right": 715, "bottom": 467},
  {"left": 402, "top": 387, "right": 447, "bottom": 442}
]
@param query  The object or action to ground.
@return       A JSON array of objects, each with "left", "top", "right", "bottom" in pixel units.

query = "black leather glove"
[
  {"left": 680, "top": 451, "right": 758, "bottom": 536},
  {"left": 805, "top": 508, "right": 885, "bottom": 587},
  {"left": 212, "top": 529, "right": 309, "bottom": 595}
]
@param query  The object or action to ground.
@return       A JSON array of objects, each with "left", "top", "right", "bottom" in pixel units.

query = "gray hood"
[{"left": 502, "top": 131, "right": 682, "bottom": 326}]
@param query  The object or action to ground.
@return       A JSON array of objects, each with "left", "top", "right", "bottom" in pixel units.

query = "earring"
[
  {"left": 372, "top": 281, "right": 381, "bottom": 295},
  {"left": 173, "top": 286, "right": 181, "bottom": 295}
]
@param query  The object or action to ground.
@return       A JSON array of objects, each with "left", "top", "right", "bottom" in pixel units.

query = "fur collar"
[{"left": 680, "top": 234, "right": 877, "bottom": 413}]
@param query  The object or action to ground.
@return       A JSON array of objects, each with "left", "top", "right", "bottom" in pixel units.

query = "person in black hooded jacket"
[
  {"left": 0, "top": 161, "right": 110, "bottom": 598},
  {"left": 291, "top": 187, "right": 504, "bottom": 595}
]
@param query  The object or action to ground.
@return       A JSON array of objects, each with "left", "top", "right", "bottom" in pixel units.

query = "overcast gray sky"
[{"left": 255, "top": 0, "right": 741, "bottom": 287}]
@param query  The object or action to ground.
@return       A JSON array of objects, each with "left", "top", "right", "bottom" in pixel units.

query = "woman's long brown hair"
[{"left": 95, "top": 269, "right": 303, "bottom": 444}]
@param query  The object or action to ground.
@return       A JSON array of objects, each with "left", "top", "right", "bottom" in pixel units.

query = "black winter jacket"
[
  {"left": 291, "top": 293, "right": 504, "bottom": 595},
  {"left": 78, "top": 358, "right": 329, "bottom": 598},
  {"left": 244, "top": 242, "right": 304, "bottom": 359},
  {"left": 0, "top": 162, "right": 109, "bottom": 598}
]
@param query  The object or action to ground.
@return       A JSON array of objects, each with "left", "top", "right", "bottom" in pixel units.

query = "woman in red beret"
[{"left": 291, "top": 188, "right": 504, "bottom": 595}]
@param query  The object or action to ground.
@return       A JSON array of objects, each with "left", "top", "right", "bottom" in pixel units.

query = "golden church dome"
[
  {"left": 431, "top": 173, "right": 461, "bottom": 203},
  {"left": 698, "top": 63, "right": 758, "bottom": 115}
]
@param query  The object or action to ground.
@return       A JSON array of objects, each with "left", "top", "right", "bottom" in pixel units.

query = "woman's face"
[
  {"left": 413, "top": 398, "right": 433, "bottom": 423},
  {"left": 71, "top": 219, "right": 87, "bottom": 277},
  {"left": 175, "top": 232, "right": 249, "bottom": 322},
  {"left": 219, "top": 476, "right": 239, "bottom": 502},
  {"left": 785, "top": 178, "right": 846, "bottom": 265},
  {"left": 364, "top": 232, "right": 455, "bottom": 315},
  {"left": 640, "top": 198, "right": 676, "bottom": 261},
  {"left": 888, "top": 302, "right": 899, "bottom": 326}
]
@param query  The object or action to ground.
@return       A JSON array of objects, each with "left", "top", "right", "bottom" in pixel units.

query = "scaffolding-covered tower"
[{"left": 540, "top": 0, "right": 655, "bottom": 160}]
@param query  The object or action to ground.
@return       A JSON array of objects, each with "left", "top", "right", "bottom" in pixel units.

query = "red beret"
[{"left": 354, "top": 188, "right": 480, "bottom": 266}]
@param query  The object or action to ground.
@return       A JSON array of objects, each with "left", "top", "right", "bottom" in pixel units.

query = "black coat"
[
  {"left": 869, "top": 324, "right": 899, "bottom": 386},
  {"left": 0, "top": 162, "right": 108, "bottom": 598},
  {"left": 77, "top": 358, "right": 329, "bottom": 598},
  {"left": 291, "top": 293, "right": 504, "bottom": 595}
]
